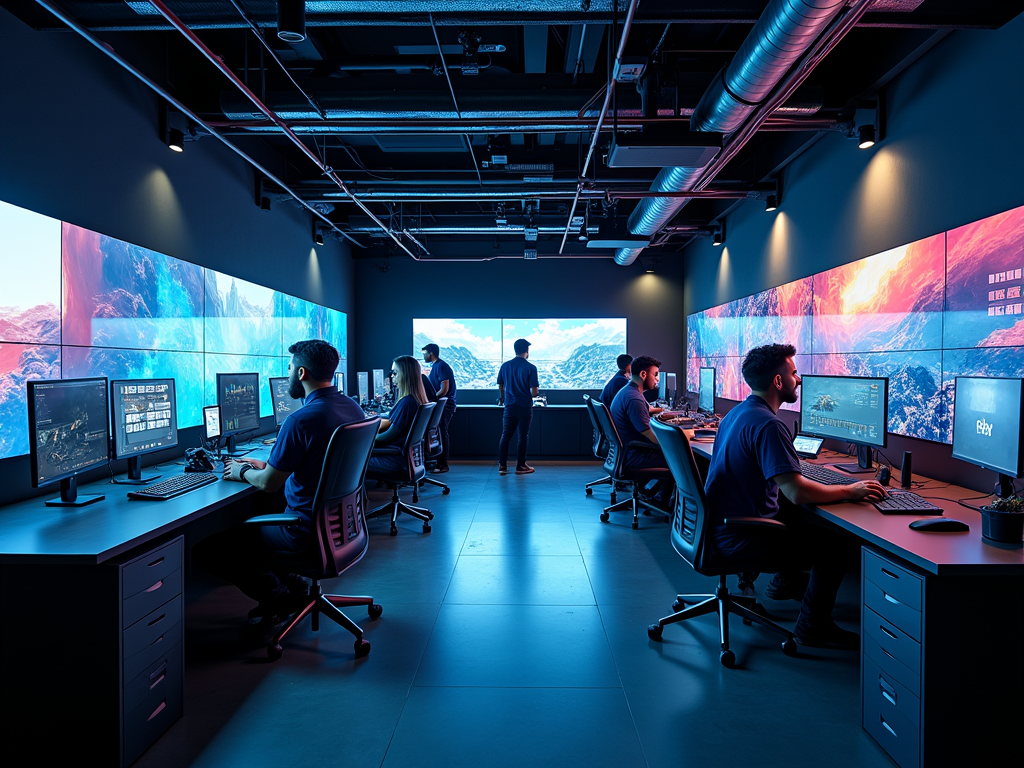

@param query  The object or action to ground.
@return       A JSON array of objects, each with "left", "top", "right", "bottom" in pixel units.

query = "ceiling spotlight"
[
  {"left": 764, "top": 194, "right": 778, "bottom": 212},
  {"left": 167, "top": 127, "right": 184, "bottom": 153},
  {"left": 578, "top": 224, "right": 588, "bottom": 242},
  {"left": 260, "top": 196, "right": 271, "bottom": 213},
  {"left": 277, "top": 0, "right": 306, "bottom": 43},
  {"left": 858, "top": 124, "right": 876, "bottom": 149},
  {"left": 313, "top": 229, "right": 324, "bottom": 246},
  {"left": 712, "top": 228, "right": 723, "bottom": 247}
]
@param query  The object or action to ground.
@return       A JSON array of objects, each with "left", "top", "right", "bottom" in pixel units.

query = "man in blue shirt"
[
  {"left": 704, "top": 343, "right": 885, "bottom": 648},
  {"left": 600, "top": 354, "right": 632, "bottom": 409},
  {"left": 422, "top": 343, "right": 457, "bottom": 473},
  {"left": 496, "top": 337, "right": 540, "bottom": 475},
  {"left": 194, "top": 339, "right": 366, "bottom": 626},
  {"left": 610, "top": 354, "right": 672, "bottom": 503}
]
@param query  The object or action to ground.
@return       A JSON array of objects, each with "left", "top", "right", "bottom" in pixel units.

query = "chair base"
[
  {"left": 600, "top": 484, "right": 668, "bottom": 529},
  {"left": 584, "top": 475, "right": 612, "bottom": 496},
  {"left": 367, "top": 485, "right": 434, "bottom": 535},
  {"left": 419, "top": 476, "right": 451, "bottom": 495},
  {"left": 647, "top": 576, "right": 797, "bottom": 667},
  {"left": 267, "top": 580, "right": 382, "bottom": 661}
]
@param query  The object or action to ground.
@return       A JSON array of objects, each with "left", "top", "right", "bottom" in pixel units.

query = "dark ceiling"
[{"left": 6, "top": 1, "right": 1023, "bottom": 264}]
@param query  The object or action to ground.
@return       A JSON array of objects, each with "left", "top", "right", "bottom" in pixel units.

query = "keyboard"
[
  {"left": 127, "top": 472, "right": 218, "bottom": 501},
  {"left": 799, "top": 461, "right": 858, "bottom": 486},
  {"left": 873, "top": 490, "right": 943, "bottom": 515}
]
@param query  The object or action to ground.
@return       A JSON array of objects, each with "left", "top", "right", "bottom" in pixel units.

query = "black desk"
[
  {"left": 448, "top": 404, "right": 594, "bottom": 459},
  {"left": 689, "top": 437, "right": 1024, "bottom": 768},
  {"left": 0, "top": 444, "right": 270, "bottom": 766}
]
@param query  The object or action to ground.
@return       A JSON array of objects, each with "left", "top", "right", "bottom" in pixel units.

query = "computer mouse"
[{"left": 908, "top": 517, "right": 969, "bottom": 532}]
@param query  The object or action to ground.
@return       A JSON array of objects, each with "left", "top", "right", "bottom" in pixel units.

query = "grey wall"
[
  {"left": 353, "top": 256, "right": 685, "bottom": 404},
  {"left": 681, "top": 14, "right": 1024, "bottom": 493}
]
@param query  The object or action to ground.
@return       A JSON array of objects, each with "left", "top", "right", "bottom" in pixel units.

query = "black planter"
[{"left": 980, "top": 507, "right": 1024, "bottom": 543}]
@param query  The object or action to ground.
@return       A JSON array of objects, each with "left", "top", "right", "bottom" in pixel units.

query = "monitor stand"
[
  {"left": 119, "top": 456, "right": 161, "bottom": 485},
  {"left": 45, "top": 476, "right": 105, "bottom": 507},
  {"left": 832, "top": 445, "right": 876, "bottom": 474},
  {"left": 223, "top": 434, "right": 251, "bottom": 458},
  {"left": 996, "top": 473, "right": 1015, "bottom": 498}
]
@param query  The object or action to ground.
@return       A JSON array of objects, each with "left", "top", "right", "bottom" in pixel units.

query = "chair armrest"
[
  {"left": 627, "top": 440, "right": 660, "bottom": 451},
  {"left": 723, "top": 517, "right": 788, "bottom": 530},
  {"left": 244, "top": 514, "right": 303, "bottom": 526}
]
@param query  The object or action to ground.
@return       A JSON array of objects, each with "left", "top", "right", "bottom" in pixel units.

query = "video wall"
[
  {"left": 687, "top": 203, "right": 1024, "bottom": 444},
  {"left": 414, "top": 317, "right": 627, "bottom": 390},
  {"left": 0, "top": 199, "right": 347, "bottom": 461}
]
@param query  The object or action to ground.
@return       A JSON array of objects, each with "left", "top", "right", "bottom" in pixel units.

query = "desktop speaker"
[{"left": 900, "top": 451, "right": 913, "bottom": 489}]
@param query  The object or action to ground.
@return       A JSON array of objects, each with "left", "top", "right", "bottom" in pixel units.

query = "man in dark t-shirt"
[
  {"left": 704, "top": 343, "right": 885, "bottom": 648},
  {"left": 600, "top": 353, "right": 632, "bottom": 409},
  {"left": 422, "top": 343, "right": 457, "bottom": 473},
  {"left": 496, "top": 338, "right": 540, "bottom": 475},
  {"left": 194, "top": 340, "right": 366, "bottom": 626},
  {"left": 609, "top": 354, "right": 673, "bottom": 503}
]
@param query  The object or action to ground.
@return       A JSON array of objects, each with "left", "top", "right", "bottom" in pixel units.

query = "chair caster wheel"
[
  {"left": 647, "top": 624, "right": 663, "bottom": 641},
  {"left": 422, "top": 523, "right": 431, "bottom": 533},
  {"left": 672, "top": 600, "right": 686, "bottom": 612},
  {"left": 720, "top": 650, "right": 736, "bottom": 668},
  {"left": 389, "top": 525, "right": 398, "bottom": 536},
  {"left": 632, "top": 521, "right": 639, "bottom": 530},
  {"left": 267, "top": 643, "right": 282, "bottom": 661},
  {"left": 368, "top": 603, "right": 383, "bottom": 619},
  {"left": 600, "top": 512, "right": 610, "bottom": 523},
  {"left": 585, "top": 488, "right": 593, "bottom": 496},
  {"left": 782, "top": 639, "right": 798, "bottom": 657},
  {"left": 610, "top": 492, "right": 617, "bottom": 504},
  {"left": 354, "top": 639, "right": 371, "bottom": 659},
  {"left": 442, "top": 487, "right": 451, "bottom": 495}
]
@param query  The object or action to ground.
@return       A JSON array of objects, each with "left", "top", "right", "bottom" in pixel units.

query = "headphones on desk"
[{"left": 185, "top": 447, "right": 216, "bottom": 472}]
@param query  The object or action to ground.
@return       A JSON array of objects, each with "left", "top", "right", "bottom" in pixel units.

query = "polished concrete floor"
[{"left": 136, "top": 462, "right": 894, "bottom": 768}]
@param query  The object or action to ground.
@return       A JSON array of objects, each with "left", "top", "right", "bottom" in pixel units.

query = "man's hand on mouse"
[{"left": 849, "top": 480, "right": 887, "bottom": 502}]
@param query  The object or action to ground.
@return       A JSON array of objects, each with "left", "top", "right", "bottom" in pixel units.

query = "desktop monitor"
[
  {"left": 111, "top": 378, "right": 177, "bottom": 484},
  {"left": 203, "top": 405, "right": 222, "bottom": 441},
  {"left": 952, "top": 376, "right": 1024, "bottom": 497},
  {"left": 269, "top": 376, "right": 300, "bottom": 427},
  {"left": 216, "top": 372, "right": 260, "bottom": 456},
  {"left": 334, "top": 372, "right": 345, "bottom": 394},
  {"left": 372, "top": 368, "right": 385, "bottom": 401},
  {"left": 698, "top": 367, "right": 715, "bottom": 414},
  {"left": 27, "top": 377, "right": 110, "bottom": 507},
  {"left": 358, "top": 371, "right": 369, "bottom": 404},
  {"left": 800, "top": 374, "right": 888, "bottom": 473}
]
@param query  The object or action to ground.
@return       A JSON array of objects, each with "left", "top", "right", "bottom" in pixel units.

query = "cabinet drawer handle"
[
  {"left": 882, "top": 592, "right": 900, "bottom": 605},
  {"left": 149, "top": 661, "right": 168, "bottom": 683},
  {"left": 149, "top": 672, "right": 166, "bottom": 691},
  {"left": 879, "top": 677, "right": 897, "bottom": 706},
  {"left": 880, "top": 716, "right": 897, "bottom": 738},
  {"left": 880, "top": 567, "right": 900, "bottom": 581},
  {"left": 147, "top": 700, "right": 167, "bottom": 722},
  {"left": 147, "top": 556, "right": 165, "bottom": 568},
  {"left": 147, "top": 613, "right": 166, "bottom": 627},
  {"left": 144, "top": 580, "right": 164, "bottom": 593},
  {"left": 880, "top": 625, "right": 899, "bottom": 640},
  {"left": 148, "top": 634, "right": 165, "bottom": 648}
]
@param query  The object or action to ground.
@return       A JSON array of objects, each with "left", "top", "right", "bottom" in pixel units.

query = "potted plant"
[{"left": 979, "top": 495, "right": 1024, "bottom": 543}]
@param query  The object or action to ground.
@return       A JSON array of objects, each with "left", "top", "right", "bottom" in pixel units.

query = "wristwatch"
[{"left": 239, "top": 464, "right": 253, "bottom": 483}]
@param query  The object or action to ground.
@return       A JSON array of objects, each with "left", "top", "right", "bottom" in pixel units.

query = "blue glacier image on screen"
[
  {"left": 204, "top": 269, "right": 281, "bottom": 357},
  {"left": 500, "top": 318, "right": 627, "bottom": 390},
  {"left": 279, "top": 294, "right": 347, "bottom": 356},
  {"left": 0, "top": 344, "right": 61, "bottom": 460}
]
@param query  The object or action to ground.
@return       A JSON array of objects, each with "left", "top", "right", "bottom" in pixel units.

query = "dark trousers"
[
  {"left": 498, "top": 405, "right": 533, "bottom": 468},
  {"left": 438, "top": 404, "right": 455, "bottom": 467},
  {"left": 624, "top": 447, "right": 675, "bottom": 503}
]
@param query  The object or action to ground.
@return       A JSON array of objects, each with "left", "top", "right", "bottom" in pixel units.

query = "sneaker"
[
  {"left": 764, "top": 572, "right": 810, "bottom": 601},
  {"left": 515, "top": 464, "right": 535, "bottom": 475},
  {"left": 430, "top": 466, "right": 450, "bottom": 474},
  {"left": 794, "top": 619, "right": 859, "bottom": 650},
  {"left": 498, "top": 465, "right": 508, "bottom": 475}
]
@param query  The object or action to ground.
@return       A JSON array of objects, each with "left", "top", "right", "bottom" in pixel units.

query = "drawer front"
[
  {"left": 124, "top": 642, "right": 182, "bottom": 714},
  {"left": 124, "top": 595, "right": 182, "bottom": 660},
  {"left": 122, "top": 538, "right": 182, "bottom": 601},
  {"left": 123, "top": 568, "right": 181, "bottom": 630},
  {"left": 864, "top": 634, "right": 921, "bottom": 694},
  {"left": 863, "top": 679, "right": 921, "bottom": 768},
  {"left": 864, "top": 580, "right": 922, "bottom": 642},
  {"left": 124, "top": 617, "right": 181, "bottom": 683},
  {"left": 863, "top": 548, "right": 922, "bottom": 612},
  {"left": 864, "top": 607, "right": 921, "bottom": 676},
  {"left": 863, "top": 652, "right": 921, "bottom": 728},
  {"left": 122, "top": 664, "right": 183, "bottom": 767}
]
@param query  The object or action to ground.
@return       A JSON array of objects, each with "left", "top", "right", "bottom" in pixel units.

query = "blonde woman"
[{"left": 369, "top": 355, "right": 428, "bottom": 473}]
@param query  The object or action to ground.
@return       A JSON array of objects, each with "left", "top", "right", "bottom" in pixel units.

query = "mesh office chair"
[
  {"left": 417, "top": 396, "right": 451, "bottom": 497},
  {"left": 366, "top": 401, "right": 436, "bottom": 536},
  {"left": 590, "top": 398, "right": 671, "bottom": 529},
  {"left": 244, "top": 416, "right": 382, "bottom": 662},
  {"left": 646, "top": 419, "right": 797, "bottom": 667},
  {"left": 582, "top": 394, "right": 614, "bottom": 499}
]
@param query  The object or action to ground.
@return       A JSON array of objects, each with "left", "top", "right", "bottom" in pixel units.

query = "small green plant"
[{"left": 987, "top": 496, "right": 1024, "bottom": 514}]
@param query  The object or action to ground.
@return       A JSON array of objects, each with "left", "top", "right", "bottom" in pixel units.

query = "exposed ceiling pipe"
[
  {"left": 614, "top": 0, "right": 872, "bottom": 266},
  {"left": 558, "top": 0, "right": 640, "bottom": 255},
  {"left": 146, "top": 0, "right": 419, "bottom": 260},
  {"left": 304, "top": 187, "right": 762, "bottom": 203},
  {"left": 30, "top": 0, "right": 363, "bottom": 250}
]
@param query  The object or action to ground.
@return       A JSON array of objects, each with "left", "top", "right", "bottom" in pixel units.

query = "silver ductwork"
[{"left": 614, "top": 0, "right": 850, "bottom": 266}]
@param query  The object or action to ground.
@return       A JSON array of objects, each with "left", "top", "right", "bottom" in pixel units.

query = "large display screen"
[
  {"left": 0, "top": 199, "right": 348, "bottom": 461},
  {"left": 951, "top": 376, "right": 1023, "bottom": 477},
  {"left": 414, "top": 317, "right": 627, "bottom": 390},
  {"left": 688, "top": 203, "right": 1024, "bottom": 444}
]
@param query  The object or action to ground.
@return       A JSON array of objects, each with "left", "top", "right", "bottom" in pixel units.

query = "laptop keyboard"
[{"left": 799, "top": 461, "right": 858, "bottom": 486}]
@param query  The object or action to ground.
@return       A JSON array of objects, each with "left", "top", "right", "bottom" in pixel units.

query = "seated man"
[
  {"left": 609, "top": 354, "right": 673, "bottom": 504},
  {"left": 600, "top": 354, "right": 632, "bottom": 409},
  {"left": 703, "top": 343, "right": 885, "bottom": 648},
  {"left": 193, "top": 340, "right": 366, "bottom": 626}
]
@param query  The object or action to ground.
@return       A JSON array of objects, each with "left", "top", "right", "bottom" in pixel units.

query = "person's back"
[
  {"left": 601, "top": 373, "right": 629, "bottom": 409},
  {"left": 609, "top": 380, "right": 650, "bottom": 447},
  {"left": 498, "top": 356, "right": 538, "bottom": 408}
]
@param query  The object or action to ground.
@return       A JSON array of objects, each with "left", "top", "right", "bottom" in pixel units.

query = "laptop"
[{"left": 793, "top": 434, "right": 825, "bottom": 459}]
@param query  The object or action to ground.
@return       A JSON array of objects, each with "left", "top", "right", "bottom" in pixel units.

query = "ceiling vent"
[{"left": 607, "top": 131, "right": 723, "bottom": 169}]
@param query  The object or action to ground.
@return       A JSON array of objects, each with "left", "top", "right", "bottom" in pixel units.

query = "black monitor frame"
[
  {"left": 951, "top": 375, "right": 1024, "bottom": 498},
  {"left": 216, "top": 372, "right": 260, "bottom": 456},
  {"left": 334, "top": 371, "right": 344, "bottom": 394},
  {"left": 698, "top": 367, "right": 715, "bottom": 414},
  {"left": 110, "top": 377, "right": 177, "bottom": 484},
  {"left": 665, "top": 372, "right": 677, "bottom": 406},
  {"left": 203, "top": 404, "right": 222, "bottom": 441},
  {"left": 357, "top": 371, "right": 369, "bottom": 405},
  {"left": 27, "top": 376, "right": 109, "bottom": 507},
  {"left": 268, "top": 376, "right": 300, "bottom": 428},
  {"left": 372, "top": 368, "right": 385, "bottom": 402},
  {"left": 800, "top": 374, "right": 889, "bottom": 473}
]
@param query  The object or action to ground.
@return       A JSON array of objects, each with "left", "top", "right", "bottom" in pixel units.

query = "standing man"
[
  {"left": 421, "top": 343, "right": 457, "bottom": 473},
  {"left": 609, "top": 354, "right": 672, "bottom": 503},
  {"left": 704, "top": 343, "right": 885, "bottom": 648},
  {"left": 600, "top": 354, "right": 633, "bottom": 409},
  {"left": 496, "top": 337, "right": 539, "bottom": 475}
]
